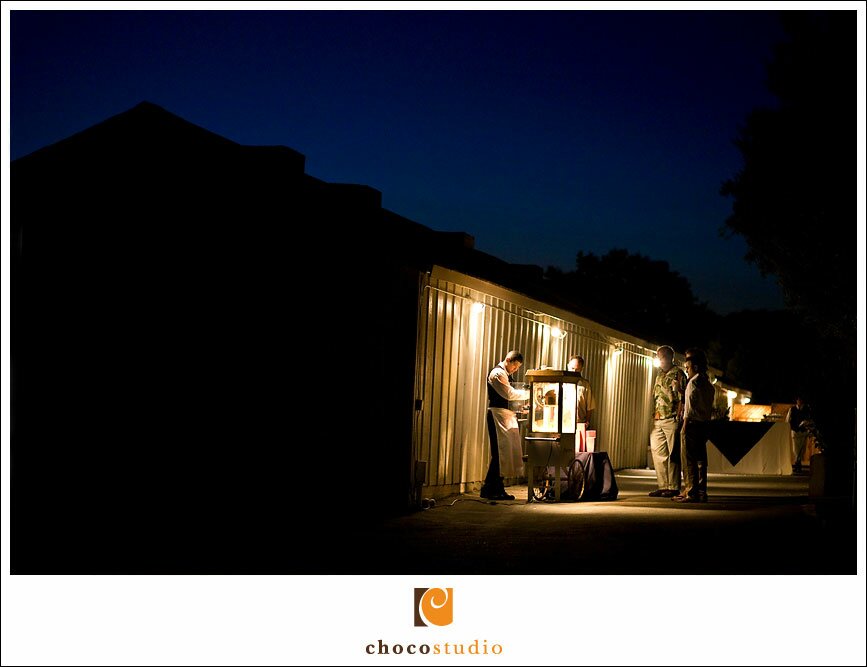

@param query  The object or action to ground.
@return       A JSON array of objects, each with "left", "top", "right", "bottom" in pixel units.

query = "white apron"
[{"left": 489, "top": 407, "right": 525, "bottom": 478}]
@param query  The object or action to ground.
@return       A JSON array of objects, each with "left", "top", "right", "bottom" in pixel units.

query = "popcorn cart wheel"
[
  {"left": 529, "top": 460, "right": 585, "bottom": 502},
  {"left": 531, "top": 473, "right": 557, "bottom": 502}
]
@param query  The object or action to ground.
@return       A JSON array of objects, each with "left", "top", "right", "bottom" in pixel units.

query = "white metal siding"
[{"left": 414, "top": 267, "right": 661, "bottom": 496}]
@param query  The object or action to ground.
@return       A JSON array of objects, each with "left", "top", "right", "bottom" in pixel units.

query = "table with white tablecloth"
[{"left": 705, "top": 420, "right": 793, "bottom": 475}]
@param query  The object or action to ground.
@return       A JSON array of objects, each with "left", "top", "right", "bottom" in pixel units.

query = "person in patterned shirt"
[{"left": 648, "top": 345, "right": 687, "bottom": 497}]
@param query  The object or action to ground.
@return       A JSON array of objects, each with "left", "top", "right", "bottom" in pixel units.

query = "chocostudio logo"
[
  {"left": 414, "top": 587, "right": 453, "bottom": 627},
  {"left": 362, "top": 587, "right": 504, "bottom": 656}
]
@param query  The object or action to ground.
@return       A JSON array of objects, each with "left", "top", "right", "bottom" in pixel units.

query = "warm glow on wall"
[
  {"left": 471, "top": 302, "right": 485, "bottom": 315},
  {"left": 652, "top": 356, "right": 661, "bottom": 368}
]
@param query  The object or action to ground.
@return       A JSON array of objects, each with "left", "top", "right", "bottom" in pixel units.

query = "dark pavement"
[{"left": 347, "top": 468, "right": 856, "bottom": 575}]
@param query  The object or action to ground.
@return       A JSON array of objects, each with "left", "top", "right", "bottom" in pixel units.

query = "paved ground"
[{"left": 345, "top": 468, "right": 856, "bottom": 575}]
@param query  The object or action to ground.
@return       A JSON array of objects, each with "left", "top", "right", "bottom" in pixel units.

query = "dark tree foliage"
[
  {"left": 720, "top": 11, "right": 855, "bottom": 351},
  {"left": 545, "top": 249, "right": 719, "bottom": 351},
  {"left": 720, "top": 11, "right": 855, "bottom": 479},
  {"left": 707, "top": 309, "right": 818, "bottom": 402}
]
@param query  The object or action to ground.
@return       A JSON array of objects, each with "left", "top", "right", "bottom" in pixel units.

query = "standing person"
[
  {"left": 674, "top": 348, "right": 716, "bottom": 503},
  {"left": 648, "top": 345, "right": 687, "bottom": 497},
  {"left": 482, "top": 351, "right": 530, "bottom": 500},
  {"left": 567, "top": 354, "right": 596, "bottom": 430},
  {"left": 786, "top": 396, "right": 813, "bottom": 473}
]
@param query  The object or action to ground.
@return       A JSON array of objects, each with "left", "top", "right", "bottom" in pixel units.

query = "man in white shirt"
[
  {"left": 786, "top": 396, "right": 813, "bottom": 474},
  {"left": 481, "top": 350, "right": 530, "bottom": 500},
  {"left": 673, "top": 348, "right": 716, "bottom": 503}
]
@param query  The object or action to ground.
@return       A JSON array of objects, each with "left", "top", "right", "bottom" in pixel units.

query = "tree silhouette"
[
  {"left": 707, "top": 309, "right": 820, "bottom": 403},
  {"left": 720, "top": 11, "right": 855, "bottom": 351},
  {"left": 545, "top": 248, "right": 719, "bottom": 351},
  {"left": 720, "top": 11, "right": 855, "bottom": 491}
]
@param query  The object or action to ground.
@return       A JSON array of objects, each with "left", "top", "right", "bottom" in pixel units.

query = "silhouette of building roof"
[{"left": 12, "top": 101, "right": 577, "bottom": 311}]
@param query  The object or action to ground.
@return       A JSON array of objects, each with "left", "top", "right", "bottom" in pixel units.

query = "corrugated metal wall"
[{"left": 413, "top": 266, "right": 659, "bottom": 496}]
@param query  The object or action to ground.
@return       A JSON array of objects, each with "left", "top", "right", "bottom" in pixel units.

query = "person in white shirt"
[
  {"left": 786, "top": 396, "right": 813, "bottom": 473},
  {"left": 673, "top": 348, "right": 716, "bottom": 503},
  {"left": 481, "top": 350, "right": 530, "bottom": 500}
]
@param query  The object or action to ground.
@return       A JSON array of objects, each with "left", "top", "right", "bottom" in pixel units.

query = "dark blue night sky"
[{"left": 11, "top": 9, "right": 790, "bottom": 313}]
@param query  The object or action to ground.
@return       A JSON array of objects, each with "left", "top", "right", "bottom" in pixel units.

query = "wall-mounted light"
[
  {"left": 613, "top": 344, "right": 623, "bottom": 357},
  {"left": 471, "top": 302, "right": 485, "bottom": 315},
  {"left": 711, "top": 377, "right": 718, "bottom": 385},
  {"left": 550, "top": 326, "right": 567, "bottom": 340},
  {"left": 741, "top": 397, "right": 751, "bottom": 405},
  {"left": 726, "top": 390, "right": 738, "bottom": 400},
  {"left": 652, "top": 356, "right": 661, "bottom": 368}
]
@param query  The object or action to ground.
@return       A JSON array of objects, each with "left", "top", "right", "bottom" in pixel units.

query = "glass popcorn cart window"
[
  {"left": 533, "top": 382, "right": 560, "bottom": 432},
  {"left": 531, "top": 380, "right": 577, "bottom": 433},
  {"left": 562, "top": 383, "right": 576, "bottom": 433}
]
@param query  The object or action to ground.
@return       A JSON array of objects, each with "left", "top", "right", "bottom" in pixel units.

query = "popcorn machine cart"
[{"left": 524, "top": 369, "right": 586, "bottom": 502}]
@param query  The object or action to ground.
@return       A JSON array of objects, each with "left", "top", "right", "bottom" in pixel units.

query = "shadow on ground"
[{"left": 327, "top": 469, "right": 855, "bottom": 575}]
